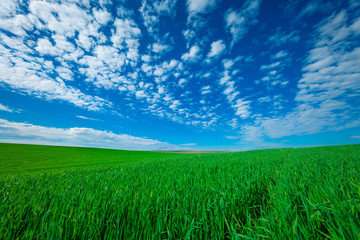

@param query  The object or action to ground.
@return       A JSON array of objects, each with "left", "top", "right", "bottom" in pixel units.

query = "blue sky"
[{"left": 0, "top": 0, "right": 359, "bottom": 150}]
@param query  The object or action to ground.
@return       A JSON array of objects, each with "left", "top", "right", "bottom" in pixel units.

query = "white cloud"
[
  {"left": 141, "top": 54, "right": 151, "bottom": 62},
  {"left": 241, "top": 100, "right": 351, "bottom": 141},
  {"left": 93, "top": 9, "right": 112, "bottom": 25},
  {"left": 153, "top": 0, "right": 178, "bottom": 15},
  {"left": 94, "top": 45, "right": 126, "bottom": 71},
  {"left": 233, "top": 99, "right": 251, "bottom": 119},
  {"left": 260, "top": 62, "right": 281, "bottom": 70},
  {"left": 0, "top": 0, "right": 19, "bottom": 18},
  {"left": 268, "top": 28, "right": 300, "bottom": 46},
  {"left": 272, "top": 50, "right": 288, "bottom": 59},
  {"left": 0, "top": 42, "right": 109, "bottom": 111},
  {"left": 225, "top": 0, "right": 262, "bottom": 46},
  {"left": 222, "top": 59, "right": 234, "bottom": 69},
  {"left": 152, "top": 42, "right": 170, "bottom": 53},
  {"left": 200, "top": 85, "right": 211, "bottom": 95},
  {"left": 135, "top": 90, "right": 147, "bottom": 98},
  {"left": 178, "top": 78, "right": 187, "bottom": 87},
  {"left": 207, "top": 40, "right": 226, "bottom": 58},
  {"left": 219, "top": 71, "right": 231, "bottom": 85},
  {"left": 225, "top": 136, "right": 240, "bottom": 139},
  {"left": 35, "top": 38, "right": 60, "bottom": 56},
  {"left": 29, "top": 1, "right": 93, "bottom": 38},
  {"left": 350, "top": 136, "right": 360, "bottom": 139},
  {"left": 139, "top": 0, "right": 177, "bottom": 35},
  {"left": 141, "top": 63, "right": 153, "bottom": 75},
  {"left": 258, "top": 96, "right": 271, "bottom": 102},
  {"left": 187, "top": 0, "right": 218, "bottom": 15},
  {"left": 0, "top": 118, "right": 177, "bottom": 150},
  {"left": 241, "top": 9, "right": 360, "bottom": 142},
  {"left": 153, "top": 66, "right": 165, "bottom": 76},
  {"left": 112, "top": 18, "right": 141, "bottom": 47},
  {"left": 0, "top": 0, "right": 223, "bottom": 130},
  {"left": 296, "top": 10, "right": 360, "bottom": 104},
  {"left": 56, "top": 66, "right": 74, "bottom": 81},
  {"left": 76, "top": 115, "right": 101, "bottom": 121},
  {"left": 180, "top": 143, "right": 197, "bottom": 146},
  {"left": 181, "top": 45, "right": 201, "bottom": 61},
  {"left": 0, "top": 103, "right": 13, "bottom": 112}
]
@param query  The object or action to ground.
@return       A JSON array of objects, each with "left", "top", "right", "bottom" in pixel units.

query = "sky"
[{"left": 0, "top": 0, "right": 360, "bottom": 151}]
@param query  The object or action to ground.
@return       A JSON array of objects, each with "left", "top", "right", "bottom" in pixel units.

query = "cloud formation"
[
  {"left": 0, "top": 118, "right": 177, "bottom": 150},
  {"left": 0, "top": 0, "right": 358, "bottom": 150}
]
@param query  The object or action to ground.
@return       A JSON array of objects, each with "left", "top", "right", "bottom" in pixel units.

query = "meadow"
[{"left": 0, "top": 143, "right": 359, "bottom": 239}]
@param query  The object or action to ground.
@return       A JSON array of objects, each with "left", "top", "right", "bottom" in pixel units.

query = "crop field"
[{"left": 1, "top": 143, "right": 360, "bottom": 239}]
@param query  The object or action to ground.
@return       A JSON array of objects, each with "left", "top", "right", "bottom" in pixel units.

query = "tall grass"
[{"left": 0, "top": 144, "right": 359, "bottom": 239}]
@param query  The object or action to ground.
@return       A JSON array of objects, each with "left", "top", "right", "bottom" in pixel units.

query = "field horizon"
[{"left": 1, "top": 142, "right": 358, "bottom": 176}]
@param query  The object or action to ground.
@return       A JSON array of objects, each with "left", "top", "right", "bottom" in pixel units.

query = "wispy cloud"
[
  {"left": 241, "top": 7, "right": 360, "bottom": 142},
  {"left": 0, "top": 103, "right": 13, "bottom": 112},
  {"left": 225, "top": 136, "right": 240, "bottom": 139},
  {"left": 268, "top": 28, "right": 300, "bottom": 46},
  {"left": 225, "top": 0, "right": 262, "bottom": 46},
  {"left": 1, "top": 0, "right": 359, "bottom": 150},
  {"left": 76, "top": 115, "right": 101, "bottom": 121},
  {"left": 0, "top": 118, "right": 178, "bottom": 150},
  {"left": 180, "top": 143, "right": 197, "bottom": 146}
]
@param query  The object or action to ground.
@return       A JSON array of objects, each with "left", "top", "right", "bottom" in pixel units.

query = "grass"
[
  {"left": 0, "top": 143, "right": 201, "bottom": 176},
  {"left": 0, "top": 143, "right": 360, "bottom": 239}
]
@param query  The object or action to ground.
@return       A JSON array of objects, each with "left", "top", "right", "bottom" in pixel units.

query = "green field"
[{"left": 1, "top": 143, "right": 360, "bottom": 239}]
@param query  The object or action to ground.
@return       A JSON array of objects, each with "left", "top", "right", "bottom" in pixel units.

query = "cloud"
[
  {"left": 232, "top": 99, "right": 251, "bottom": 119},
  {"left": 200, "top": 85, "right": 211, "bottom": 95},
  {"left": 56, "top": 66, "right": 74, "bottom": 81},
  {"left": 296, "top": 0, "right": 340, "bottom": 20},
  {"left": 217, "top": 69, "right": 252, "bottom": 120},
  {"left": 76, "top": 115, "right": 101, "bottom": 121},
  {"left": 0, "top": 118, "right": 178, "bottom": 150},
  {"left": 260, "top": 61, "right": 281, "bottom": 70},
  {"left": 0, "top": 42, "right": 109, "bottom": 110},
  {"left": 260, "top": 59, "right": 289, "bottom": 86},
  {"left": 225, "top": 0, "right": 262, "bottom": 46},
  {"left": 141, "top": 54, "right": 151, "bottom": 62},
  {"left": 296, "top": 10, "right": 360, "bottom": 104},
  {"left": 0, "top": 103, "right": 13, "bottom": 112},
  {"left": 268, "top": 28, "right": 300, "bottom": 46},
  {"left": 272, "top": 50, "right": 289, "bottom": 59},
  {"left": 29, "top": 1, "right": 93, "bottom": 38},
  {"left": 225, "top": 136, "right": 240, "bottom": 139},
  {"left": 0, "top": 0, "right": 19, "bottom": 18},
  {"left": 152, "top": 42, "right": 171, "bottom": 53},
  {"left": 0, "top": 1, "right": 116, "bottom": 111},
  {"left": 241, "top": 100, "right": 352, "bottom": 141},
  {"left": 181, "top": 45, "right": 201, "bottom": 61},
  {"left": 349, "top": 136, "right": 360, "bottom": 139},
  {"left": 135, "top": 90, "right": 147, "bottom": 98},
  {"left": 222, "top": 59, "right": 234, "bottom": 69},
  {"left": 207, "top": 40, "right": 226, "bottom": 57},
  {"left": 93, "top": 9, "right": 112, "bottom": 25},
  {"left": 139, "top": 0, "right": 177, "bottom": 35},
  {"left": 187, "top": 0, "right": 218, "bottom": 15},
  {"left": 180, "top": 143, "right": 197, "bottom": 146},
  {"left": 35, "top": 38, "right": 60, "bottom": 56},
  {"left": 0, "top": 0, "right": 221, "bottom": 132},
  {"left": 178, "top": 78, "right": 187, "bottom": 87},
  {"left": 241, "top": 9, "right": 360, "bottom": 142}
]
